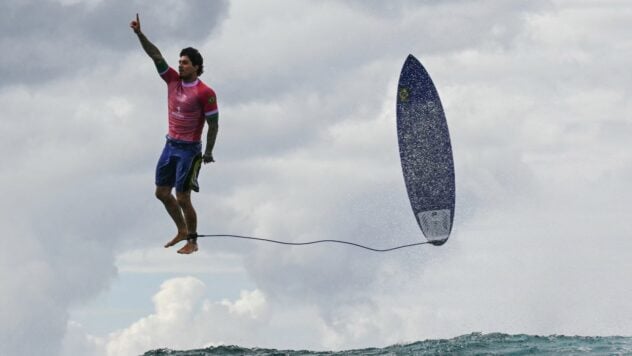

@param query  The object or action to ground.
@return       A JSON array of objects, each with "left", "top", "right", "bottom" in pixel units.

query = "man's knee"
[
  {"left": 175, "top": 191, "right": 192, "bottom": 208},
  {"left": 155, "top": 187, "right": 172, "bottom": 202}
]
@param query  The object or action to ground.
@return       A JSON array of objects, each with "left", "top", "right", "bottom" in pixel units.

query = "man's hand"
[
  {"left": 131, "top": 15, "right": 165, "bottom": 64},
  {"left": 130, "top": 13, "right": 141, "bottom": 34},
  {"left": 203, "top": 153, "right": 215, "bottom": 164}
]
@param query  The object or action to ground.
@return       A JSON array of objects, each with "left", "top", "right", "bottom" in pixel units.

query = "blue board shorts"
[{"left": 155, "top": 136, "right": 203, "bottom": 192}]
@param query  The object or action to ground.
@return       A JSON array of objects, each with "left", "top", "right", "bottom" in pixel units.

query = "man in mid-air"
[{"left": 130, "top": 14, "right": 219, "bottom": 254}]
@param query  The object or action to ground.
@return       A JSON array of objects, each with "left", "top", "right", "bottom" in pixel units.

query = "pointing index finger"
[{"left": 136, "top": 13, "right": 139, "bottom": 23}]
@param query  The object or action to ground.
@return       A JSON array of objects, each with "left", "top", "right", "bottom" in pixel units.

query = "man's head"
[{"left": 179, "top": 47, "right": 204, "bottom": 80}]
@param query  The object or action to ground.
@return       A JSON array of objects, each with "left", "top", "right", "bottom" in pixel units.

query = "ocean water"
[{"left": 143, "top": 332, "right": 632, "bottom": 355}]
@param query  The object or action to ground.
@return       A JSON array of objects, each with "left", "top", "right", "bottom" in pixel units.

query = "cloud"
[
  {"left": 0, "top": 1, "right": 229, "bottom": 354},
  {"left": 74, "top": 277, "right": 270, "bottom": 356},
  {"left": 0, "top": 0, "right": 228, "bottom": 86},
  {"left": 3, "top": 1, "right": 632, "bottom": 355},
  {"left": 205, "top": 0, "right": 632, "bottom": 349}
]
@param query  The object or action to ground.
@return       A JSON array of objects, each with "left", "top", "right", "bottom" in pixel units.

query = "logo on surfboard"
[{"left": 399, "top": 88, "right": 410, "bottom": 102}]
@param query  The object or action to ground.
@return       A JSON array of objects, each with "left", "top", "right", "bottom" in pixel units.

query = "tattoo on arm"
[
  {"left": 136, "top": 32, "right": 165, "bottom": 66},
  {"left": 205, "top": 116, "right": 219, "bottom": 155}
]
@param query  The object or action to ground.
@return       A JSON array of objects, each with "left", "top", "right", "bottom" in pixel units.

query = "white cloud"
[
  {"left": 70, "top": 277, "right": 269, "bottom": 356},
  {"left": 221, "top": 289, "right": 267, "bottom": 318}
]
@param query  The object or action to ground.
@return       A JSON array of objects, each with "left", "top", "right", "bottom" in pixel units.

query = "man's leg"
[
  {"left": 175, "top": 190, "right": 198, "bottom": 254},
  {"left": 156, "top": 186, "right": 189, "bottom": 247}
]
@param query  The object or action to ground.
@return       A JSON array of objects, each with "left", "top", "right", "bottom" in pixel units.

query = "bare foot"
[
  {"left": 177, "top": 240, "right": 198, "bottom": 254},
  {"left": 164, "top": 231, "right": 188, "bottom": 248}
]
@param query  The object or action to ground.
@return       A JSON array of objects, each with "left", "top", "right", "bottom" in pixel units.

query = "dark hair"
[{"left": 180, "top": 47, "right": 204, "bottom": 76}]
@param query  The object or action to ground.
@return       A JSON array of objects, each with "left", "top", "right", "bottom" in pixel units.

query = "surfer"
[{"left": 130, "top": 13, "right": 219, "bottom": 254}]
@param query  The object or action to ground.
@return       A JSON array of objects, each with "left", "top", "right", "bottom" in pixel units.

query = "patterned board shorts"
[{"left": 155, "top": 136, "right": 203, "bottom": 192}]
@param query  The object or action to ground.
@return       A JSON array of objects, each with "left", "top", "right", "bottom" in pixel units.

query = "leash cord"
[{"left": 195, "top": 234, "right": 431, "bottom": 252}]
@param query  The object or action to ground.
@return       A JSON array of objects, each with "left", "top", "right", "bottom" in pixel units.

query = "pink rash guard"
[{"left": 160, "top": 66, "right": 218, "bottom": 142}]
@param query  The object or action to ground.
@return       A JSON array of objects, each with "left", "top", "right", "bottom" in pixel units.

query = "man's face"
[{"left": 178, "top": 55, "right": 198, "bottom": 80}]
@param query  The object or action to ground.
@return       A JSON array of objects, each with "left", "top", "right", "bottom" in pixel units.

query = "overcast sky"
[{"left": 2, "top": 0, "right": 632, "bottom": 355}]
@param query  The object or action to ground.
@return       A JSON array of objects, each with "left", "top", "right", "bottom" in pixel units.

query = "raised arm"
[{"left": 130, "top": 13, "right": 167, "bottom": 68}]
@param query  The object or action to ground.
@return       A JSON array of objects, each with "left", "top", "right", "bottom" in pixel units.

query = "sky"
[{"left": 1, "top": 0, "right": 632, "bottom": 355}]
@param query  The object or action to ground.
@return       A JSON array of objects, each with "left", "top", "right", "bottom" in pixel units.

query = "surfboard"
[{"left": 396, "top": 54, "right": 455, "bottom": 246}]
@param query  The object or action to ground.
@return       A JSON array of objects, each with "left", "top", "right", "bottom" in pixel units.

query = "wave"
[{"left": 143, "top": 332, "right": 632, "bottom": 355}]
